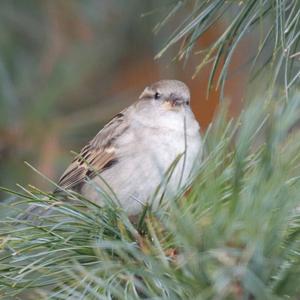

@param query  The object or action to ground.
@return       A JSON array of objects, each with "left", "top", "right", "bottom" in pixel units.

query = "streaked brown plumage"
[{"left": 56, "top": 111, "right": 128, "bottom": 191}]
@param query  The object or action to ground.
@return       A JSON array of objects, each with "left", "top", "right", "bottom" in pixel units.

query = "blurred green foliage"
[
  {"left": 0, "top": 0, "right": 180, "bottom": 192},
  {"left": 1, "top": 92, "right": 300, "bottom": 299},
  {"left": 0, "top": 1, "right": 300, "bottom": 298}
]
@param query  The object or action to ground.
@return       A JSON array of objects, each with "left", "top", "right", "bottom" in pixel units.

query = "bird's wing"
[{"left": 56, "top": 110, "right": 130, "bottom": 192}]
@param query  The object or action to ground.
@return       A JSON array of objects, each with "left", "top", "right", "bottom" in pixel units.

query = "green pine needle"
[{"left": 1, "top": 92, "right": 299, "bottom": 299}]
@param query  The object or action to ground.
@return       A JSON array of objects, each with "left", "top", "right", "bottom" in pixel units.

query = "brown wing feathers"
[{"left": 55, "top": 111, "right": 128, "bottom": 192}]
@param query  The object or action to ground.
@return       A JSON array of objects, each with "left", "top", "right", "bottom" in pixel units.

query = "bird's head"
[{"left": 139, "top": 80, "right": 190, "bottom": 110}]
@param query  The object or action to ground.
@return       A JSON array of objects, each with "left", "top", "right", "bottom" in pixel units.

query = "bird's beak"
[{"left": 168, "top": 94, "right": 185, "bottom": 107}]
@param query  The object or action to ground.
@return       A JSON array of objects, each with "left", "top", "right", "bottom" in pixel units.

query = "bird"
[{"left": 56, "top": 80, "right": 202, "bottom": 216}]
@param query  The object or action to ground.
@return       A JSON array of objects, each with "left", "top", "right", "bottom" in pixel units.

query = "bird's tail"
[{"left": 16, "top": 196, "right": 56, "bottom": 224}]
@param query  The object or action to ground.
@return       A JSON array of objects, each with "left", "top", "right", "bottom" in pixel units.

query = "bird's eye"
[{"left": 154, "top": 92, "right": 161, "bottom": 100}]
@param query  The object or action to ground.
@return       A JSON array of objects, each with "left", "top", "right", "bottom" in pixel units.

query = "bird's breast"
[
  {"left": 122, "top": 123, "right": 202, "bottom": 188},
  {"left": 84, "top": 121, "right": 202, "bottom": 215}
]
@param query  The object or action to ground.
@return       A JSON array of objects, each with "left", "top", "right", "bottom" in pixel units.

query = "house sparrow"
[{"left": 56, "top": 80, "right": 202, "bottom": 216}]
